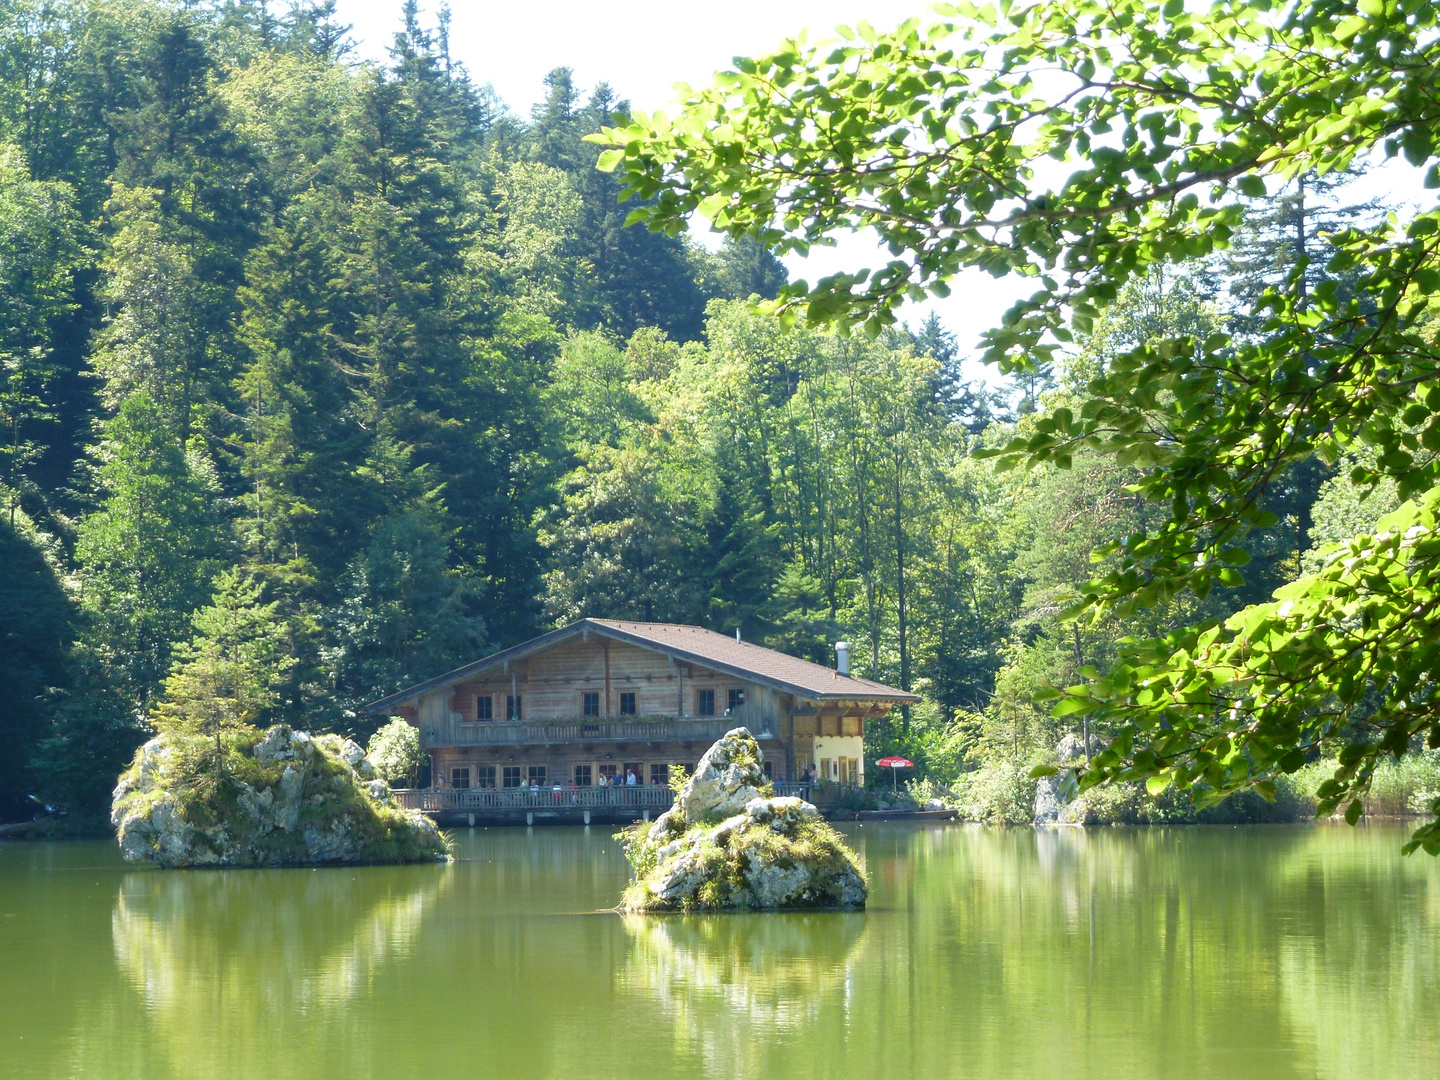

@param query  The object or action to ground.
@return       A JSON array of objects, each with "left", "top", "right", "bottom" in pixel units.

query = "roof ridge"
[{"left": 365, "top": 615, "right": 917, "bottom": 712}]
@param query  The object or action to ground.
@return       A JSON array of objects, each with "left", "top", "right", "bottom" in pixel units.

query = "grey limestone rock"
[
  {"left": 678, "top": 727, "right": 770, "bottom": 822},
  {"left": 622, "top": 727, "right": 866, "bottom": 911},
  {"left": 111, "top": 724, "right": 449, "bottom": 868}
]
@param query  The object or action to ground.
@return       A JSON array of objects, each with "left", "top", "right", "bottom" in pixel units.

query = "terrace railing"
[
  {"left": 392, "top": 784, "right": 675, "bottom": 813},
  {"left": 437, "top": 716, "right": 772, "bottom": 747}
]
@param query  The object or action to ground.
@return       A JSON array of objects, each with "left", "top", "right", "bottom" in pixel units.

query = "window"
[
  {"left": 649, "top": 763, "right": 670, "bottom": 787},
  {"left": 697, "top": 689, "right": 715, "bottom": 716},
  {"left": 582, "top": 691, "right": 601, "bottom": 717},
  {"left": 507, "top": 695, "right": 522, "bottom": 721},
  {"left": 598, "top": 764, "right": 618, "bottom": 783},
  {"left": 841, "top": 758, "right": 860, "bottom": 785},
  {"left": 502, "top": 766, "right": 523, "bottom": 789},
  {"left": 476, "top": 765, "right": 496, "bottom": 788},
  {"left": 619, "top": 691, "right": 637, "bottom": 716},
  {"left": 527, "top": 765, "right": 548, "bottom": 787},
  {"left": 451, "top": 767, "right": 471, "bottom": 790},
  {"left": 475, "top": 695, "right": 493, "bottom": 720},
  {"left": 820, "top": 757, "right": 834, "bottom": 781},
  {"left": 574, "top": 764, "right": 592, "bottom": 787},
  {"left": 727, "top": 688, "right": 745, "bottom": 713}
]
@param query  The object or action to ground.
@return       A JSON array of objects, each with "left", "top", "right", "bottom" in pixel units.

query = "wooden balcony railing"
[
  {"left": 432, "top": 716, "right": 775, "bottom": 748},
  {"left": 392, "top": 784, "right": 675, "bottom": 813},
  {"left": 396, "top": 780, "right": 818, "bottom": 815}
]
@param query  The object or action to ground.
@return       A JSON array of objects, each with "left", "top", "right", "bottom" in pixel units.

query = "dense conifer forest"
[{"left": 0, "top": 0, "right": 1409, "bottom": 818}]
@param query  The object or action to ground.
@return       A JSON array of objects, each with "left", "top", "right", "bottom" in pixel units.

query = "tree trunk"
[{"left": 893, "top": 446, "right": 911, "bottom": 736}]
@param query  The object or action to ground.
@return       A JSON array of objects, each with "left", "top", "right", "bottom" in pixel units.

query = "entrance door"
[{"left": 622, "top": 762, "right": 642, "bottom": 785}]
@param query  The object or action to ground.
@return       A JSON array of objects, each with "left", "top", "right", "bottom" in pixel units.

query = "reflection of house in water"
[
  {"left": 620, "top": 911, "right": 868, "bottom": 1076},
  {"left": 368, "top": 619, "right": 914, "bottom": 820}
]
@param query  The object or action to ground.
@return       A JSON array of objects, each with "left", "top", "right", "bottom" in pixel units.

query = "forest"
[{"left": 0, "top": 0, "right": 1424, "bottom": 821}]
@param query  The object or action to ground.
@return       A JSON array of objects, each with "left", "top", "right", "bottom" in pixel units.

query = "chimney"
[
  {"left": 835, "top": 641, "right": 849, "bottom": 676},
  {"left": 736, "top": 627, "right": 742, "bottom": 643}
]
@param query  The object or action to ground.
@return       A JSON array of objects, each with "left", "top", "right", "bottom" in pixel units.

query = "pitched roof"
[{"left": 365, "top": 617, "right": 917, "bottom": 713}]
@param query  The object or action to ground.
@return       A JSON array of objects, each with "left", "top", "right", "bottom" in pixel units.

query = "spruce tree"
[
  {"left": 74, "top": 393, "right": 225, "bottom": 715},
  {"left": 0, "top": 144, "right": 84, "bottom": 525},
  {"left": 151, "top": 569, "right": 294, "bottom": 770}
]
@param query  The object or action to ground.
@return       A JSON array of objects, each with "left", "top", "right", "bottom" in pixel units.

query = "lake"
[{"left": 1, "top": 821, "right": 1436, "bottom": 1079}]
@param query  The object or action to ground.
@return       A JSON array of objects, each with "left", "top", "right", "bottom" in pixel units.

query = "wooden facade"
[{"left": 368, "top": 620, "right": 915, "bottom": 793}]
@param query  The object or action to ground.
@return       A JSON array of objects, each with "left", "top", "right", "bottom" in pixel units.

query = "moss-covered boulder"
[
  {"left": 620, "top": 728, "right": 866, "bottom": 911},
  {"left": 111, "top": 724, "right": 450, "bottom": 867}
]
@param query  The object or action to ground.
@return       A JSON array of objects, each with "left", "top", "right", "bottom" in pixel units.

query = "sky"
[{"left": 331, "top": 0, "right": 1431, "bottom": 382}]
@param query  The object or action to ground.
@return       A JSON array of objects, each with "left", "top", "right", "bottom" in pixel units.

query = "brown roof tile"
[
  {"left": 589, "top": 619, "right": 916, "bottom": 702},
  {"left": 366, "top": 617, "right": 916, "bottom": 712}
]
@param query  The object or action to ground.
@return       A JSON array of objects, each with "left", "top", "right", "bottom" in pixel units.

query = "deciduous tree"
[{"left": 595, "top": 0, "right": 1440, "bottom": 848}]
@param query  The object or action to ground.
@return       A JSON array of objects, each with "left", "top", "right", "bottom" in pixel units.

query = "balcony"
[
  {"left": 429, "top": 715, "right": 775, "bottom": 748},
  {"left": 393, "top": 780, "right": 817, "bottom": 824},
  {"left": 394, "top": 784, "right": 675, "bottom": 813}
]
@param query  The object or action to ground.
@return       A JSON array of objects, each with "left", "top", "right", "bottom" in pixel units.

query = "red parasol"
[{"left": 875, "top": 756, "right": 914, "bottom": 792}]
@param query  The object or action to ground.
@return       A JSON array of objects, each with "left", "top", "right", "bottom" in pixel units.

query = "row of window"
[
  {"left": 449, "top": 762, "right": 681, "bottom": 789},
  {"left": 448, "top": 759, "right": 777, "bottom": 789},
  {"left": 468, "top": 688, "right": 745, "bottom": 722},
  {"left": 473, "top": 695, "right": 522, "bottom": 721}
]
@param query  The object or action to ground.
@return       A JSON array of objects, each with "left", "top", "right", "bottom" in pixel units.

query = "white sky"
[{"left": 331, "top": 1, "right": 1430, "bottom": 383}]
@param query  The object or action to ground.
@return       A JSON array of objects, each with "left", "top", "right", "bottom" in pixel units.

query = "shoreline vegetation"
[
  {"left": 4, "top": 756, "right": 1434, "bottom": 844},
  {"left": 870, "top": 753, "right": 1440, "bottom": 828}
]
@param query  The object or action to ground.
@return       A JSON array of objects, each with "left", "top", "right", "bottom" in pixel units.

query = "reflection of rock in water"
[
  {"left": 112, "top": 866, "right": 447, "bottom": 1075},
  {"left": 621, "top": 912, "right": 866, "bottom": 1077}
]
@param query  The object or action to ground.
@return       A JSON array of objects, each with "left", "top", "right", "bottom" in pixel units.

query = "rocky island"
[
  {"left": 111, "top": 724, "right": 450, "bottom": 867},
  {"left": 619, "top": 728, "right": 867, "bottom": 911}
]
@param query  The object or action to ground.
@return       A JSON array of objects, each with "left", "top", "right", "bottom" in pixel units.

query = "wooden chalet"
[{"left": 366, "top": 619, "right": 916, "bottom": 800}]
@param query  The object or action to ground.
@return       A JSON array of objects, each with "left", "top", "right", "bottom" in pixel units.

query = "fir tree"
[
  {"left": 75, "top": 393, "right": 225, "bottom": 715},
  {"left": 150, "top": 568, "right": 295, "bottom": 769}
]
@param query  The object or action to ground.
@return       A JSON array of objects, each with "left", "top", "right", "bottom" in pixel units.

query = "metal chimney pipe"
[
  {"left": 736, "top": 628, "right": 742, "bottom": 643},
  {"left": 835, "top": 641, "right": 849, "bottom": 675}
]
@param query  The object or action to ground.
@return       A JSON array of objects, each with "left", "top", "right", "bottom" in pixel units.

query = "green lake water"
[{"left": 1, "top": 821, "right": 1436, "bottom": 1080}]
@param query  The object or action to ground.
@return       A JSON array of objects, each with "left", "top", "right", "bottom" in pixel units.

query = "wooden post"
[{"left": 604, "top": 640, "right": 612, "bottom": 717}]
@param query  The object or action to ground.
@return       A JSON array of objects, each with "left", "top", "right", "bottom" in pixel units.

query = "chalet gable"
[{"left": 365, "top": 618, "right": 916, "bottom": 714}]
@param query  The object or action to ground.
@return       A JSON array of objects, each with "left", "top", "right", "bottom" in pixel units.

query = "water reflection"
[
  {"left": 840, "top": 823, "right": 1440, "bottom": 1080},
  {"left": 110, "top": 864, "right": 448, "bottom": 1077},
  {"left": 621, "top": 911, "right": 866, "bottom": 1076},
  {"left": 0, "top": 824, "right": 1436, "bottom": 1080}
]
